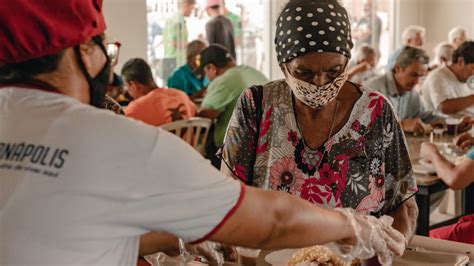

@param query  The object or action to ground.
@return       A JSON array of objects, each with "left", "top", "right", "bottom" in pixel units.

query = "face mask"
[
  {"left": 74, "top": 36, "right": 111, "bottom": 108},
  {"left": 285, "top": 64, "right": 348, "bottom": 109}
]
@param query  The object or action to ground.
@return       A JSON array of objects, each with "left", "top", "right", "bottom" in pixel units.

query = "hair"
[
  {"left": 181, "top": 0, "right": 196, "bottom": 5},
  {"left": 355, "top": 44, "right": 377, "bottom": 62},
  {"left": 433, "top": 42, "right": 455, "bottom": 65},
  {"left": 401, "top": 25, "right": 425, "bottom": 45},
  {"left": 452, "top": 41, "right": 474, "bottom": 64},
  {"left": 0, "top": 52, "right": 64, "bottom": 83},
  {"left": 121, "top": 58, "right": 155, "bottom": 85},
  {"left": 393, "top": 46, "right": 429, "bottom": 70},
  {"left": 209, "top": 5, "right": 220, "bottom": 10},
  {"left": 187, "top": 39, "right": 207, "bottom": 59},
  {"left": 448, "top": 26, "right": 467, "bottom": 44}
]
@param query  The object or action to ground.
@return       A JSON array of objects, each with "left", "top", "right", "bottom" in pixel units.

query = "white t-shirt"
[
  {"left": 421, "top": 65, "right": 474, "bottom": 115},
  {"left": 0, "top": 86, "right": 244, "bottom": 265}
]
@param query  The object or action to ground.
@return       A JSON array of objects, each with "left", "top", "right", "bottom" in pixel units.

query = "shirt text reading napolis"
[{"left": 0, "top": 142, "right": 68, "bottom": 169}]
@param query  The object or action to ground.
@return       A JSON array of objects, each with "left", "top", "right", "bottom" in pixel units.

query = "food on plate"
[{"left": 286, "top": 245, "right": 362, "bottom": 266}]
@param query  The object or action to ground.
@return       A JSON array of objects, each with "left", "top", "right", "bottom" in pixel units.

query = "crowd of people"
[{"left": 1, "top": 0, "right": 474, "bottom": 265}]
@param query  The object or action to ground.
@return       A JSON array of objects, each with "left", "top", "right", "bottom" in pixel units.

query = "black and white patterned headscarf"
[{"left": 275, "top": 0, "right": 354, "bottom": 64}]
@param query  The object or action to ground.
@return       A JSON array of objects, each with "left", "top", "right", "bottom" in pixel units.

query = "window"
[{"left": 146, "top": 0, "right": 269, "bottom": 86}]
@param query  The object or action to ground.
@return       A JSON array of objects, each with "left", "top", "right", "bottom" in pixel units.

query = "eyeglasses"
[{"left": 107, "top": 41, "right": 121, "bottom": 65}]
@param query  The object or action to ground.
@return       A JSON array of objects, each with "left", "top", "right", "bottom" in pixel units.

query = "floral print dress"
[{"left": 222, "top": 80, "right": 417, "bottom": 215}]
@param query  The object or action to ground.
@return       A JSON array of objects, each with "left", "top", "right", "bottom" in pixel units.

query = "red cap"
[{"left": 0, "top": 0, "right": 106, "bottom": 65}]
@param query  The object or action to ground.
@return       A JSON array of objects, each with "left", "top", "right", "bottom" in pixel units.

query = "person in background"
[
  {"left": 364, "top": 46, "right": 440, "bottom": 134},
  {"left": 348, "top": 44, "right": 378, "bottom": 84},
  {"left": 386, "top": 26, "right": 426, "bottom": 72},
  {"left": 204, "top": 0, "right": 237, "bottom": 60},
  {"left": 429, "top": 42, "right": 455, "bottom": 71},
  {"left": 221, "top": 0, "right": 418, "bottom": 254},
  {"left": 421, "top": 41, "right": 474, "bottom": 116},
  {"left": 402, "top": 25, "right": 425, "bottom": 48},
  {"left": 122, "top": 58, "right": 196, "bottom": 126},
  {"left": 162, "top": 0, "right": 196, "bottom": 81},
  {"left": 196, "top": 44, "right": 268, "bottom": 167},
  {"left": 222, "top": 0, "right": 242, "bottom": 47},
  {"left": 448, "top": 26, "right": 469, "bottom": 49},
  {"left": 0, "top": 1, "right": 407, "bottom": 265},
  {"left": 352, "top": 0, "right": 382, "bottom": 51},
  {"left": 420, "top": 132, "right": 474, "bottom": 244},
  {"left": 167, "top": 39, "right": 208, "bottom": 100}
]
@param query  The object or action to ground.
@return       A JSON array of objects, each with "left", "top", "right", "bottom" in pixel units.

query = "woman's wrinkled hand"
[{"left": 332, "top": 208, "right": 406, "bottom": 266}]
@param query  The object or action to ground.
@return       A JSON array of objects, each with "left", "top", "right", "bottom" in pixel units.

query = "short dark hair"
[
  {"left": 209, "top": 5, "right": 220, "bottom": 10},
  {"left": 0, "top": 52, "right": 64, "bottom": 83},
  {"left": 452, "top": 41, "right": 474, "bottom": 64},
  {"left": 120, "top": 58, "right": 155, "bottom": 85}
]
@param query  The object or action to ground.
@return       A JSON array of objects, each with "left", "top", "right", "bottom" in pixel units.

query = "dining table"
[{"left": 405, "top": 133, "right": 474, "bottom": 236}]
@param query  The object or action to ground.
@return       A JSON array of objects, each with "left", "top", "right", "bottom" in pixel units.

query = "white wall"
[
  {"left": 396, "top": 0, "right": 474, "bottom": 57},
  {"left": 103, "top": 0, "right": 148, "bottom": 72}
]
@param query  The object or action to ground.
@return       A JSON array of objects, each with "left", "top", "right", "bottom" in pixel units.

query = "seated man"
[
  {"left": 195, "top": 44, "right": 268, "bottom": 166},
  {"left": 401, "top": 25, "right": 425, "bottom": 48},
  {"left": 420, "top": 132, "right": 474, "bottom": 244},
  {"left": 421, "top": 41, "right": 474, "bottom": 116},
  {"left": 167, "top": 39, "right": 209, "bottom": 99},
  {"left": 348, "top": 44, "right": 378, "bottom": 84},
  {"left": 428, "top": 42, "right": 455, "bottom": 71},
  {"left": 364, "top": 46, "right": 439, "bottom": 134},
  {"left": 448, "top": 26, "right": 468, "bottom": 49},
  {"left": 122, "top": 58, "right": 196, "bottom": 126}
]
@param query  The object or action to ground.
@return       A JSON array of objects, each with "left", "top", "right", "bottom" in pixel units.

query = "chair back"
[{"left": 160, "top": 118, "right": 213, "bottom": 155}]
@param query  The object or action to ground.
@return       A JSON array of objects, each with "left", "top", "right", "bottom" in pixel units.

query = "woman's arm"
[
  {"left": 210, "top": 186, "right": 404, "bottom": 257},
  {"left": 421, "top": 143, "right": 474, "bottom": 190},
  {"left": 389, "top": 197, "right": 418, "bottom": 241}
]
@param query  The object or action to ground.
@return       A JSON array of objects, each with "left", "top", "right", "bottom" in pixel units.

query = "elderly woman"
[{"left": 221, "top": 0, "right": 418, "bottom": 242}]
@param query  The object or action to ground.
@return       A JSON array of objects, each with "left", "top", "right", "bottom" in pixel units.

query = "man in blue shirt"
[
  {"left": 364, "top": 46, "right": 440, "bottom": 134},
  {"left": 167, "top": 39, "right": 209, "bottom": 99}
]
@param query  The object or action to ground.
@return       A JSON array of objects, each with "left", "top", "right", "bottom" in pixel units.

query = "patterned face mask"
[{"left": 285, "top": 64, "right": 348, "bottom": 109}]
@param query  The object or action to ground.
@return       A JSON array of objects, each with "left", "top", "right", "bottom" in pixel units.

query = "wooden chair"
[{"left": 160, "top": 118, "right": 213, "bottom": 155}]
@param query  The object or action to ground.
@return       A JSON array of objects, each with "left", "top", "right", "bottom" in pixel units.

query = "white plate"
[{"left": 265, "top": 249, "right": 299, "bottom": 265}]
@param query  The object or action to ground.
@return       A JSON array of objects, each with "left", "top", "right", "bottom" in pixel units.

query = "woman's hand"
[{"left": 420, "top": 142, "right": 439, "bottom": 163}]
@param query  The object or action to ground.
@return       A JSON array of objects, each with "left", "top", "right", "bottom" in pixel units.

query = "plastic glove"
[{"left": 329, "top": 208, "right": 406, "bottom": 266}]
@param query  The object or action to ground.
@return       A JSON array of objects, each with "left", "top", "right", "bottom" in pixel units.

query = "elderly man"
[
  {"left": 448, "top": 26, "right": 469, "bottom": 49},
  {"left": 429, "top": 42, "right": 455, "bottom": 71},
  {"left": 196, "top": 44, "right": 268, "bottom": 166},
  {"left": 402, "top": 25, "right": 425, "bottom": 48},
  {"left": 0, "top": 0, "right": 407, "bottom": 265},
  {"left": 364, "top": 46, "right": 438, "bottom": 134},
  {"left": 421, "top": 41, "right": 474, "bottom": 116},
  {"left": 348, "top": 44, "right": 378, "bottom": 84},
  {"left": 167, "top": 39, "right": 208, "bottom": 99}
]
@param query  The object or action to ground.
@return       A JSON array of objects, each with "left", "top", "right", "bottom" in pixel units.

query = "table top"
[{"left": 405, "top": 134, "right": 446, "bottom": 186}]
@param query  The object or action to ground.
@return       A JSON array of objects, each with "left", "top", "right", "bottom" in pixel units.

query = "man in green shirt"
[
  {"left": 195, "top": 44, "right": 268, "bottom": 167},
  {"left": 162, "top": 0, "right": 196, "bottom": 81}
]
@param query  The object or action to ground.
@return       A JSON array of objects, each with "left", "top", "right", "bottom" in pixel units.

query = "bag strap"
[{"left": 217, "top": 85, "right": 264, "bottom": 185}]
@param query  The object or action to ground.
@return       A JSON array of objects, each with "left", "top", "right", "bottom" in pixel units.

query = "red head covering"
[{"left": 0, "top": 0, "right": 106, "bottom": 65}]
